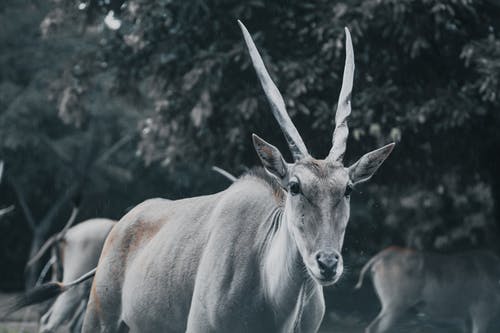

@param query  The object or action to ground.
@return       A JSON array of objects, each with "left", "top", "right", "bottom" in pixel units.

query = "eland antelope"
[
  {"left": 355, "top": 247, "right": 500, "bottom": 333},
  {"left": 81, "top": 21, "right": 394, "bottom": 333},
  {"left": 38, "top": 218, "right": 115, "bottom": 333},
  {"left": 21, "top": 203, "right": 116, "bottom": 333},
  {"left": 6, "top": 21, "right": 395, "bottom": 333},
  {"left": 4, "top": 218, "right": 116, "bottom": 332}
]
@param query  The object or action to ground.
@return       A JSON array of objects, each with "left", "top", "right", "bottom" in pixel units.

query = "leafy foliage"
[
  {"left": 0, "top": 0, "right": 499, "bottom": 289},
  {"left": 85, "top": 0, "right": 500, "bottom": 251}
]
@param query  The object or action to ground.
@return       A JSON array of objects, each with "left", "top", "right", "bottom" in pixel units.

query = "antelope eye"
[
  {"left": 289, "top": 180, "right": 301, "bottom": 195},
  {"left": 345, "top": 184, "right": 353, "bottom": 197}
]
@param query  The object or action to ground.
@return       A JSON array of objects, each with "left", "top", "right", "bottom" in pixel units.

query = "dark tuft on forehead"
[{"left": 296, "top": 159, "right": 337, "bottom": 179}]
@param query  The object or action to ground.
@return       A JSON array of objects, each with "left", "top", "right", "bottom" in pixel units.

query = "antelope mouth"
[
  {"left": 306, "top": 266, "right": 339, "bottom": 286},
  {"left": 317, "top": 274, "right": 340, "bottom": 286}
]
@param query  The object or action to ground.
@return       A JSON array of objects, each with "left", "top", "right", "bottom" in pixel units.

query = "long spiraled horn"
[
  {"left": 238, "top": 20, "right": 308, "bottom": 161},
  {"left": 328, "top": 27, "right": 354, "bottom": 162}
]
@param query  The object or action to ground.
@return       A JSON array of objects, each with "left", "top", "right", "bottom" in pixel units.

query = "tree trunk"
[
  {"left": 490, "top": 172, "right": 500, "bottom": 253},
  {"left": 25, "top": 229, "right": 46, "bottom": 289}
]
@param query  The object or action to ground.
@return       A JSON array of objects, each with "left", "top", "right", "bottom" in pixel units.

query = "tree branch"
[
  {"left": 26, "top": 234, "right": 57, "bottom": 267},
  {"left": 0, "top": 205, "right": 15, "bottom": 218},
  {"left": 38, "top": 183, "right": 80, "bottom": 235},
  {"left": 59, "top": 205, "right": 80, "bottom": 237},
  {"left": 96, "top": 133, "right": 134, "bottom": 165},
  {"left": 212, "top": 166, "right": 237, "bottom": 182},
  {"left": 0, "top": 160, "right": 4, "bottom": 184},
  {"left": 36, "top": 255, "right": 56, "bottom": 286},
  {"left": 8, "top": 177, "right": 36, "bottom": 231},
  {"left": 39, "top": 135, "right": 74, "bottom": 169}
]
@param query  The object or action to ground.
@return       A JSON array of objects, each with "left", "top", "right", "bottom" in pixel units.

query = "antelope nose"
[{"left": 315, "top": 251, "right": 339, "bottom": 278}]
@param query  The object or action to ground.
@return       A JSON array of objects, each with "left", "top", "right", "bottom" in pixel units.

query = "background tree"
[
  {"left": 72, "top": 0, "right": 500, "bottom": 254},
  {"left": 0, "top": 0, "right": 499, "bottom": 296}
]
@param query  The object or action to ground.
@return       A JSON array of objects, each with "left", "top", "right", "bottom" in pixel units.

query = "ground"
[{"left": 1, "top": 288, "right": 499, "bottom": 332}]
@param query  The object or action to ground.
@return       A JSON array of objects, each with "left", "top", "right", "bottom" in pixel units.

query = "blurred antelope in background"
[
  {"left": 7, "top": 21, "right": 395, "bottom": 332},
  {"left": 2, "top": 209, "right": 115, "bottom": 333},
  {"left": 37, "top": 218, "right": 115, "bottom": 333},
  {"left": 355, "top": 246, "right": 500, "bottom": 333},
  {"left": 28, "top": 204, "right": 82, "bottom": 284},
  {"left": 5, "top": 206, "right": 115, "bottom": 333}
]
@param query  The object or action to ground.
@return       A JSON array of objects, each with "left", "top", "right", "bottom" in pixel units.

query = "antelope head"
[{"left": 239, "top": 21, "right": 394, "bottom": 286}]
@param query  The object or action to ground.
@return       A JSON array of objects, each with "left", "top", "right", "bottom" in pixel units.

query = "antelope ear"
[
  {"left": 252, "top": 134, "right": 289, "bottom": 185},
  {"left": 348, "top": 143, "right": 395, "bottom": 184}
]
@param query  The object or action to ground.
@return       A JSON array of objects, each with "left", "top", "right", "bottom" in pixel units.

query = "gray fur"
[{"left": 83, "top": 158, "right": 390, "bottom": 332}]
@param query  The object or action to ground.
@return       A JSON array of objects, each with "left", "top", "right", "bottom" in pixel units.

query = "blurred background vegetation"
[{"left": 0, "top": 0, "right": 499, "bottom": 298}]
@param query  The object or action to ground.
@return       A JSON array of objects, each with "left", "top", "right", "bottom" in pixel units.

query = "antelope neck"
[{"left": 261, "top": 208, "right": 315, "bottom": 320}]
